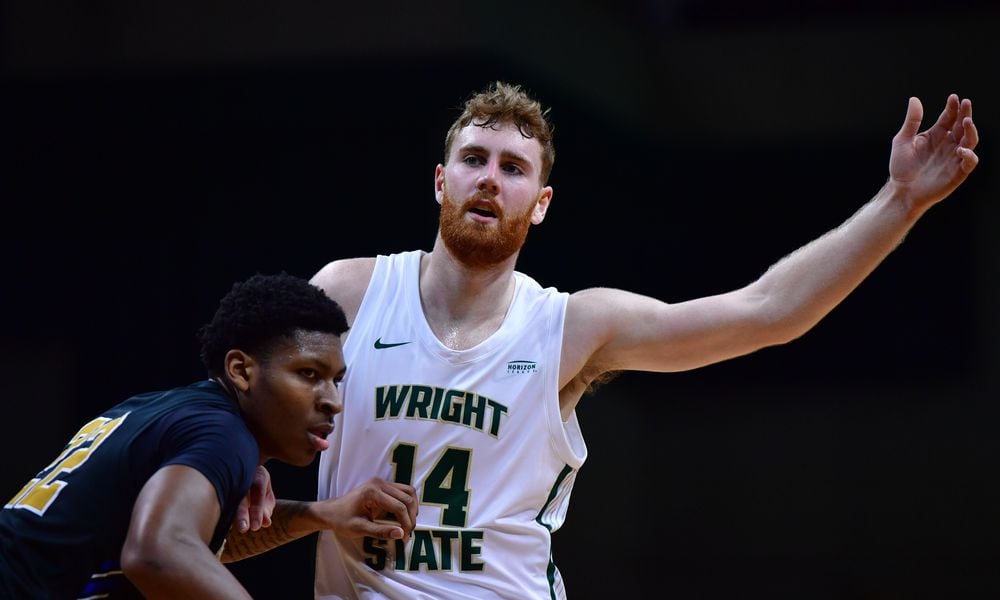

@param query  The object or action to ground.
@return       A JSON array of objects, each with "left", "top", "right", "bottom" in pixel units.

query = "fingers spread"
[
  {"left": 931, "top": 93, "right": 959, "bottom": 133},
  {"left": 959, "top": 115, "right": 979, "bottom": 151},
  {"left": 957, "top": 147, "right": 979, "bottom": 174},
  {"left": 961, "top": 97, "right": 973, "bottom": 122}
]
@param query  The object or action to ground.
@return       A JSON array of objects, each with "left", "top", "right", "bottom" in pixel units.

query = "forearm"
[
  {"left": 222, "top": 499, "right": 322, "bottom": 563},
  {"left": 223, "top": 479, "right": 418, "bottom": 562},
  {"left": 753, "top": 180, "right": 920, "bottom": 339}
]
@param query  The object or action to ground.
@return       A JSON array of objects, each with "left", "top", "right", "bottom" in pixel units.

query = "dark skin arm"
[
  {"left": 121, "top": 464, "right": 253, "bottom": 599},
  {"left": 224, "top": 476, "right": 418, "bottom": 562}
]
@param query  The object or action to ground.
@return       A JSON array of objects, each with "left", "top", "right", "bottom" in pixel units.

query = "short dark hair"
[
  {"left": 197, "top": 272, "right": 349, "bottom": 377},
  {"left": 444, "top": 81, "right": 556, "bottom": 185}
]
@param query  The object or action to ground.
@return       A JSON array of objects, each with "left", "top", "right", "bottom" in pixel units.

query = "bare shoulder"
[
  {"left": 310, "top": 257, "right": 377, "bottom": 324},
  {"left": 560, "top": 288, "right": 628, "bottom": 384},
  {"left": 564, "top": 287, "right": 651, "bottom": 350},
  {"left": 565, "top": 287, "right": 643, "bottom": 331}
]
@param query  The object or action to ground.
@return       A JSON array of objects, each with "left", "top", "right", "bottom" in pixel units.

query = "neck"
[{"left": 420, "top": 235, "right": 519, "bottom": 350}]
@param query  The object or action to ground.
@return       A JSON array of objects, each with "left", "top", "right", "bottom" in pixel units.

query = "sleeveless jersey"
[
  {"left": 0, "top": 380, "right": 258, "bottom": 599},
  {"left": 315, "top": 250, "right": 588, "bottom": 599}
]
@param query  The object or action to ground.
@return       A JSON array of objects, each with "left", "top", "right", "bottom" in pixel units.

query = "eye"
[
  {"left": 299, "top": 368, "right": 318, "bottom": 379},
  {"left": 502, "top": 162, "right": 524, "bottom": 175},
  {"left": 462, "top": 155, "right": 485, "bottom": 167}
]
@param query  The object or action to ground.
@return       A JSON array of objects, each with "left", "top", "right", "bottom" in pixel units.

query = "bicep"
[
  {"left": 569, "top": 285, "right": 783, "bottom": 375},
  {"left": 121, "top": 466, "right": 256, "bottom": 598},
  {"left": 124, "top": 465, "right": 222, "bottom": 559}
]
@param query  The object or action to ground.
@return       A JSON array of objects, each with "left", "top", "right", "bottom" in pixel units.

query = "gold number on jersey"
[{"left": 5, "top": 414, "right": 128, "bottom": 516}]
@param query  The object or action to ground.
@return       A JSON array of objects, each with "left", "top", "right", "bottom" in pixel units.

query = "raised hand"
[{"left": 889, "top": 94, "right": 979, "bottom": 212}]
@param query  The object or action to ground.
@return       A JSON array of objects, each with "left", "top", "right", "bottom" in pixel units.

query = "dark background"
[{"left": 2, "top": 1, "right": 998, "bottom": 598}]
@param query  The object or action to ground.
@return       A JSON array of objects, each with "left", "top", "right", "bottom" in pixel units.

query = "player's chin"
[
  {"left": 285, "top": 450, "right": 319, "bottom": 467},
  {"left": 275, "top": 443, "right": 321, "bottom": 467}
]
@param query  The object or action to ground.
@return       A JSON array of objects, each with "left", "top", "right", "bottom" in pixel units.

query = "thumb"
[
  {"left": 362, "top": 518, "right": 406, "bottom": 541},
  {"left": 377, "top": 524, "right": 405, "bottom": 540},
  {"left": 896, "top": 96, "right": 923, "bottom": 139}
]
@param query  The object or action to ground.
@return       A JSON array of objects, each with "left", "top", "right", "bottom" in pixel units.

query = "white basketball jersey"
[{"left": 315, "top": 250, "right": 588, "bottom": 599}]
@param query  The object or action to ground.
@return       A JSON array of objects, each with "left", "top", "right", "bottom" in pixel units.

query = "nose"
[
  {"left": 476, "top": 159, "right": 500, "bottom": 196},
  {"left": 317, "top": 381, "right": 343, "bottom": 417}
]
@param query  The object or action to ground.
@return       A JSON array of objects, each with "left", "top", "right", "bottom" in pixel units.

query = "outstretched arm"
[
  {"left": 568, "top": 94, "right": 980, "bottom": 379},
  {"left": 222, "top": 477, "right": 418, "bottom": 562}
]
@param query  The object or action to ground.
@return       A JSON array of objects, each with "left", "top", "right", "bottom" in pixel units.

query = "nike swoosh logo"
[{"left": 374, "top": 337, "right": 413, "bottom": 350}]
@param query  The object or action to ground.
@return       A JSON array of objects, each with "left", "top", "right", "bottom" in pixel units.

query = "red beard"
[{"left": 439, "top": 188, "right": 537, "bottom": 269}]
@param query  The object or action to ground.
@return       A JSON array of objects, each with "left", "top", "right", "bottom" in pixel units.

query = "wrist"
[
  {"left": 274, "top": 499, "right": 326, "bottom": 537},
  {"left": 879, "top": 178, "right": 926, "bottom": 223}
]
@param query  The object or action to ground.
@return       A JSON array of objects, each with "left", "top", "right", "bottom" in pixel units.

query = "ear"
[
  {"left": 223, "top": 349, "right": 255, "bottom": 393},
  {"left": 531, "top": 186, "right": 553, "bottom": 225},
  {"left": 434, "top": 164, "right": 446, "bottom": 205}
]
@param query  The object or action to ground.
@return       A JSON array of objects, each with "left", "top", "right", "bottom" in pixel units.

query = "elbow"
[
  {"left": 750, "top": 303, "right": 817, "bottom": 346},
  {"left": 120, "top": 542, "right": 162, "bottom": 588},
  {"left": 769, "top": 325, "right": 808, "bottom": 347},
  {"left": 759, "top": 313, "right": 822, "bottom": 348},
  {"left": 745, "top": 289, "right": 823, "bottom": 348},
  {"left": 744, "top": 309, "right": 816, "bottom": 350},
  {"left": 120, "top": 535, "right": 178, "bottom": 592}
]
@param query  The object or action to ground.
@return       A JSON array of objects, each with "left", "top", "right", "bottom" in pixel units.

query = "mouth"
[
  {"left": 308, "top": 423, "right": 334, "bottom": 451},
  {"left": 467, "top": 199, "right": 500, "bottom": 223},
  {"left": 469, "top": 207, "right": 496, "bottom": 218}
]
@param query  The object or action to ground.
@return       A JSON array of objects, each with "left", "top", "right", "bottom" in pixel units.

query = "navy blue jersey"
[{"left": 0, "top": 380, "right": 259, "bottom": 599}]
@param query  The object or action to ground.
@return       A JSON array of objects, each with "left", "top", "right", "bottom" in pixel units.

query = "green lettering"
[
  {"left": 408, "top": 530, "right": 438, "bottom": 571},
  {"left": 429, "top": 387, "right": 444, "bottom": 420},
  {"left": 363, "top": 537, "right": 387, "bottom": 570},
  {"left": 462, "top": 393, "right": 487, "bottom": 430},
  {"left": 486, "top": 399, "right": 508, "bottom": 436},
  {"left": 406, "top": 385, "right": 434, "bottom": 418},
  {"left": 431, "top": 529, "right": 459, "bottom": 570},
  {"left": 460, "top": 530, "right": 485, "bottom": 571},
  {"left": 394, "top": 538, "right": 406, "bottom": 570},
  {"left": 442, "top": 390, "right": 464, "bottom": 423},
  {"left": 375, "top": 385, "right": 409, "bottom": 419}
]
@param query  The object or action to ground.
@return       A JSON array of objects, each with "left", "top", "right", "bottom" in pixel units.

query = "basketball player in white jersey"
[{"left": 252, "top": 82, "right": 979, "bottom": 598}]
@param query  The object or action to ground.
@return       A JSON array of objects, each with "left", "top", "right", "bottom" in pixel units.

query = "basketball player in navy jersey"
[{"left": 0, "top": 273, "right": 417, "bottom": 599}]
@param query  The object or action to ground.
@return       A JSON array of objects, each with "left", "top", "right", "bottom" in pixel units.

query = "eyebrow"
[{"left": 461, "top": 145, "right": 532, "bottom": 168}]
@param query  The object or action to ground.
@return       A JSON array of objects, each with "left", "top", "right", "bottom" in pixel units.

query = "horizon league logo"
[{"left": 505, "top": 360, "right": 537, "bottom": 375}]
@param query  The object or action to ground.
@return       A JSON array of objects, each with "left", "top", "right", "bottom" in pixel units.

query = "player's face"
[
  {"left": 435, "top": 122, "right": 553, "bottom": 268},
  {"left": 242, "top": 330, "right": 346, "bottom": 466}
]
